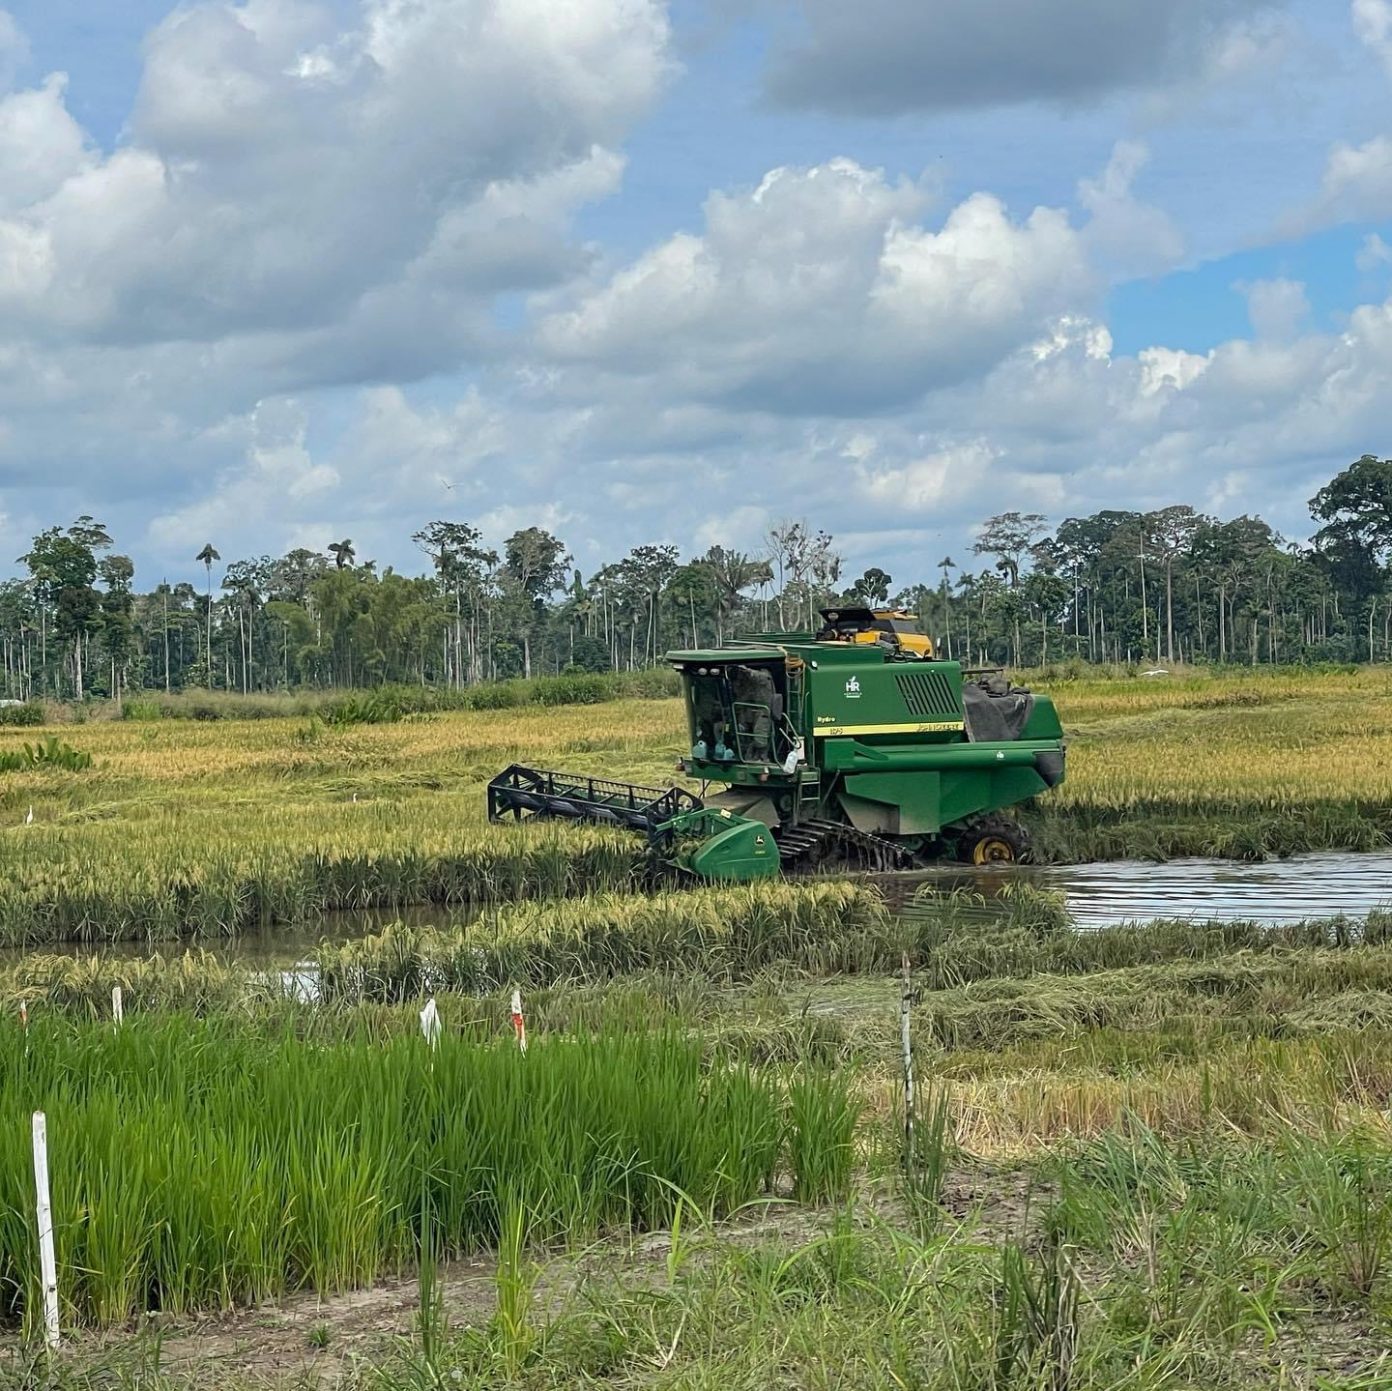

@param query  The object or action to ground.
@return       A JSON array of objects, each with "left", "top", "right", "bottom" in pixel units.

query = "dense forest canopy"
[{"left": 2, "top": 455, "right": 1390, "bottom": 699}]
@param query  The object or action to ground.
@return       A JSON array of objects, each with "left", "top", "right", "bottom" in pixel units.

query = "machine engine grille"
[{"left": 895, "top": 669, "right": 962, "bottom": 718}]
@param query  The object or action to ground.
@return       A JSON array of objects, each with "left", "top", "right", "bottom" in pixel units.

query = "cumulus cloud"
[
  {"left": 0, "top": 0, "right": 1387, "bottom": 589},
  {"left": 1077, "top": 141, "right": 1185, "bottom": 277},
  {"left": 1313, "top": 134, "right": 1392, "bottom": 222},
  {"left": 0, "top": 0, "right": 670, "bottom": 559},
  {"left": 0, "top": 0, "right": 668, "bottom": 349},
  {"left": 764, "top": 0, "right": 1284, "bottom": 115},
  {"left": 539, "top": 158, "right": 1101, "bottom": 414}
]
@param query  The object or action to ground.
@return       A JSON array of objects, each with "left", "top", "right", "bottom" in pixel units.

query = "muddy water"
[{"left": 894, "top": 851, "right": 1392, "bottom": 929}]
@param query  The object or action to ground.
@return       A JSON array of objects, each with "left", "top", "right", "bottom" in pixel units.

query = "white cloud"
[
  {"left": 1138, "top": 346, "right": 1210, "bottom": 396},
  {"left": 0, "top": 0, "right": 668, "bottom": 348},
  {"left": 861, "top": 441, "right": 1000, "bottom": 513},
  {"left": 148, "top": 398, "right": 337, "bottom": 550},
  {"left": 0, "top": 0, "right": 669, "bottom": 563},
  {"left": 1077, "top": 142, "right": 1185, "bottom": 278},
  {"left": 1358, "top": 231, "right": 1392, "bottom": 270},
  {"left": 1238, "top": 277, "right": 1312, "bottom": 340},
  {"left": 1354, "top": 0, "right": 1392, "bottom": 73},
  {"left": 0, "top": 0, "right": 1388, "bottom": 592},
  {"left": 540, "top": 159, "right": 1097, "bottom": 414},
  {"left": 1299, "top": 134, "right": 1392, "bottom": 229}
]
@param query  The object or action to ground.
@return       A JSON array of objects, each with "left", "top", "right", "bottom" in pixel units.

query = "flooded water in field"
[
  {"left": 6, "top": 852, "right": 1392, "bottom": 975},
  {"left": 891, "top": 851, "right": 1392, "bottom": 929},
  {"left": 0, "top": 903, "right": 464, "bottom": 971}
]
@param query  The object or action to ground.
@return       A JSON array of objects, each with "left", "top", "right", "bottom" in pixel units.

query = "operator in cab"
[{"left": 730, "top": 664, "right": 776, "bottom": 763}]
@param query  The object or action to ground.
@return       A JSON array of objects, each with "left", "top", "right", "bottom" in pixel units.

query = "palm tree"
[
  {"left": 195, "top": 543, "right": 220, "bottom": 684},
  {"left": 937, "top": 556, "right": 955, "bottom": 659},
  {"left": 328, "top": 539, "right": 356, "bottom": 570}
]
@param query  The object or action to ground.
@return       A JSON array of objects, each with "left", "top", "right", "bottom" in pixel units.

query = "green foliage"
[
  {"left": 0, "top": 702, "right": 43, "bottom": 727},
  {"left": 0, "top": 735, "right": 92, "bottom": 772},
  {"left": 0, "top": 1014, "right": 848, "bottom": 1329}
]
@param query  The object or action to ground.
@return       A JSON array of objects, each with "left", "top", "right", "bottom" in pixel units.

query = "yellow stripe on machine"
[{"left": 812, "top": 720, "right": 965, "bottom": 737}]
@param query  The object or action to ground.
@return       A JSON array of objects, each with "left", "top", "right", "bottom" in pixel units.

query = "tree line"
[{"left": 1, "top": 455, "right": 1389, "bottom": 700}]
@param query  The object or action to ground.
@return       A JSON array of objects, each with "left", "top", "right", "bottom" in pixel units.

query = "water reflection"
[{"left": 893, "top": 851, "right": 1392, "bottom": 928}]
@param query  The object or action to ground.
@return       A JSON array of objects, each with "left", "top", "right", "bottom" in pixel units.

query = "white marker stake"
[
  {"left": 419, "top": 997, "right": 441, "bottom": 1050},
  {"left": 32, "top": 1112, "right": 59, "bottom": 1349},
  {"left": 111, "top": 987, "right": 123, "bottom": 1026},
  {"left": 510, "top": 989, "right": 527, "bottom": 1054}
]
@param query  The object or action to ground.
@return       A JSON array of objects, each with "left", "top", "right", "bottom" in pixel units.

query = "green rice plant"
[
  {"left": 991, "top": 1239, "right": 1079, "bottom": 1391},
  {"left": 490, "top": 1190, "right": 538, "bottom": 1378},
  {"left": 0, "top": 1013, "right": 848, "bottom": 1331},
  {"left": 786, "top": 1071, "right": 861, "bottom": 1204}
]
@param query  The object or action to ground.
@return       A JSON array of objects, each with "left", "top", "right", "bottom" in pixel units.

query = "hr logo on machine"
[{"left": 844, "top": 676, "right": 861, "bottom": 698}]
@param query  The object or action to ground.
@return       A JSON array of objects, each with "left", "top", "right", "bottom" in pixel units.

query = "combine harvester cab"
[{"left": 488, "top": 615, "right": 1065, "bottom": 881}]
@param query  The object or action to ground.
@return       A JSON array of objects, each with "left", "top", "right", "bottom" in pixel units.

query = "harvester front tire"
[{"left": 956, "top": 819, "right": 1029, "bottom": 866}]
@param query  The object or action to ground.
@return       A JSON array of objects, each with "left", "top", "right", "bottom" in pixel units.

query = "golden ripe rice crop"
[{"left": 0, "top": 671, "right": 1388, "bottom": 941}]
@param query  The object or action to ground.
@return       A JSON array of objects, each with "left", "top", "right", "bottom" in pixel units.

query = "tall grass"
[
  {"left": 0, "top": 1014, "right": 855, "bottom": 1331},
  {"left": 316, "top": 882, "right": 893, "bottom": 999}
]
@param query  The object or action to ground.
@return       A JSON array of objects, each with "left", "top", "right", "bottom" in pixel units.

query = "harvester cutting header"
[{"left": 489, "top": 609, "right": 1065, "bottom": 881}]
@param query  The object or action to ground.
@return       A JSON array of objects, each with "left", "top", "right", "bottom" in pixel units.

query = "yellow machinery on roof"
[{"left": 816, "top": 606, "right": 934, "bottom": 659}]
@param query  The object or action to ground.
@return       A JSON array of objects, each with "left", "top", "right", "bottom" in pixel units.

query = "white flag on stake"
[
  {"left": 510, "top": 989, "right": 527, "bottom": 1054},
  {"left": 419, "top": 997, "right": 441, "bottom": 1049}
]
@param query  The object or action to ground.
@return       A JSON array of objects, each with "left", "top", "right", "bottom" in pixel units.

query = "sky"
[{"left": 0, "top": 0, "right": 1390, "bottom": 593}]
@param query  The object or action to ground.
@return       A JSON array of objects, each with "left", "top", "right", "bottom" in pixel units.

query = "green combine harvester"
[{"left": 488, "top": 611, "right": 1065, "bottom": 882}]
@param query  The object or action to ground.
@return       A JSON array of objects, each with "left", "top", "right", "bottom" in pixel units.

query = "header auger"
[{"left": 487, "top": 609, "right": 1066, "bottom": 882}]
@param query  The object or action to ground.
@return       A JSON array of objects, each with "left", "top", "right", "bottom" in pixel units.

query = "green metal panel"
[
  {"left": 1022, "top": 695, "right": 1064, "bottom": 740},
  {"left": 682, "top": 816, "right": 780, "bottom": 880},
  {"left": 805, "top": 651, "right": 965, "bottom": 742},
  {"left": 842, "top": 771, "right": 940, "bottom": 834}
]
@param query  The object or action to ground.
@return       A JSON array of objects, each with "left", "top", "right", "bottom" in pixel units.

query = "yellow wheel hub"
[{"left": 972, "top": 836, "right": 1018, "bottom": 865}]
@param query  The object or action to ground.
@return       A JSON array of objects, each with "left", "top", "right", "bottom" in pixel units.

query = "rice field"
[
  {"left": 1035, "top": 665, "right": 1392, "bottom": 860},
  {"left": 0, "top": 667, "right": 1389, "bottom": 942},
  {"left": 0, "top": 883, "right": 1389, "bottom": 1383},
  {"left": 1, "top": 669, "right": 1391, "bottom": 1384},
  {"left": 0, "top": 1015, "right": 855, "bottom": 1333},
  {"left": 7, "top": 889, "right": 1392, "bottom": 1385}
]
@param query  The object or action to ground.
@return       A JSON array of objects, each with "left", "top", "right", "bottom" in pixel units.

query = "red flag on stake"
[{"left": 510, "top": 989, "right": 527, "bottom": 1054}]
